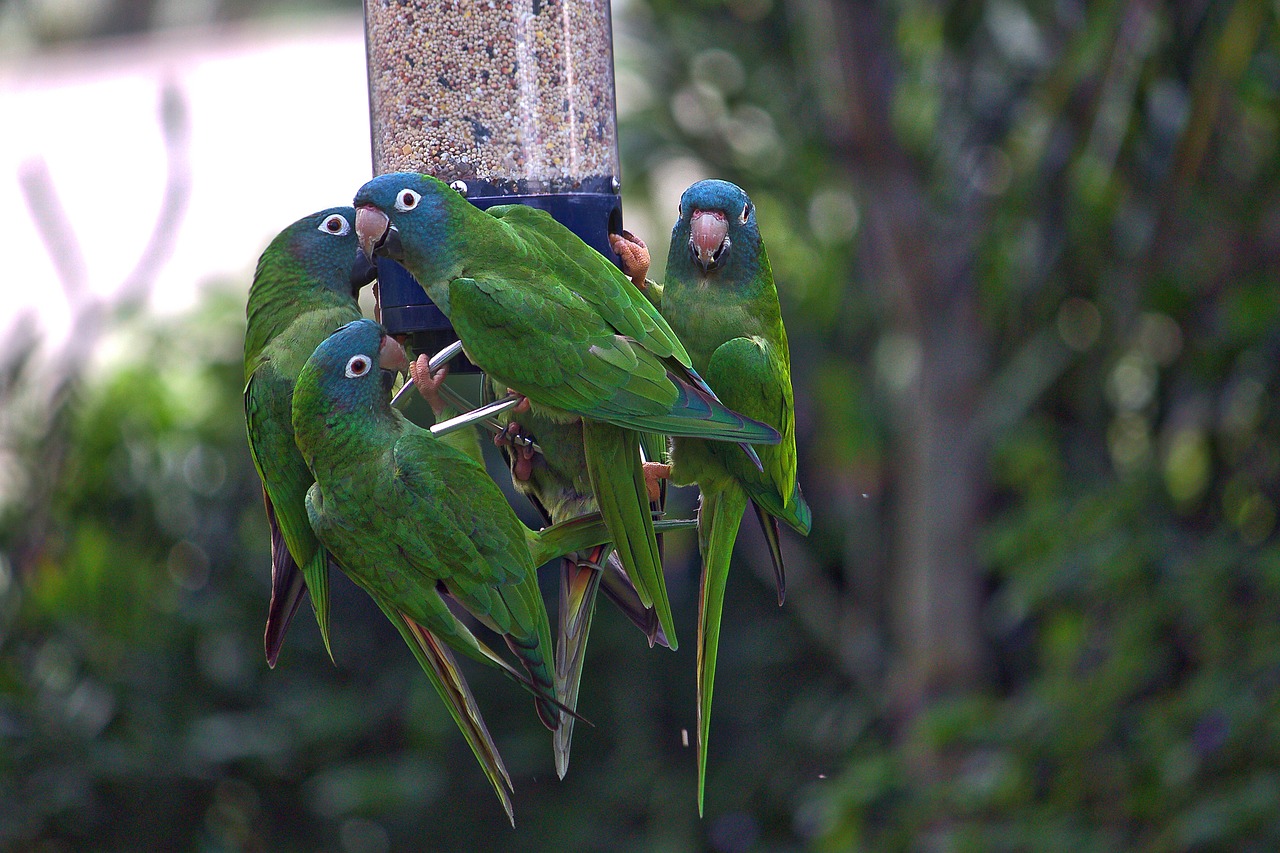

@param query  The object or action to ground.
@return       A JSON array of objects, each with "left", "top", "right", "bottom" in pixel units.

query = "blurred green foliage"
[{"left": 4, "top": 0, "right": 1280, "bottom": 849}]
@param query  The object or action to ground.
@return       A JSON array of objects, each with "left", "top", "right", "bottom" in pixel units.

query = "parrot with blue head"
[
  {"left": 292, "top": 318, "right": 695, "bottom": 817},
  {"left": 248, "top": 216, "right": 517, "bottom": 822},
  {"left": 636, "top": 179, "right": 812, "bottom": 814},
  {"left": 244, "top": 206, "right": 373, "bottom": 665}
]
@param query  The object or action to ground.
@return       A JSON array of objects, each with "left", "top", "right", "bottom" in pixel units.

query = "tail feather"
[
  {"left": 639, "top": 430, "right": 671, "bottom": 645},
  {"left": 553, "top": 552, "right": 605, "bottom": 778},
  {"left": 377, "top": 603, "right": 515, "bottom": 825},
  {"left": 504, "top": 629, "right": 559, "bottom": 730},
  {"left": 696, "top": 482, "right": 749, "bottom": 816},
  {"left": 262, "top": 489, "right": 334, "bottom": 666},
  {"left": 600, "top": 551, "right": 667, "bottom": 648},
  {"left": 263, "top": 490, "right": 307, "bottom": 668},
  {"left": 582, "top": 420, "right": 678, "bottom": 650},
  {"left": 753, "top": 502, "right": 786, "bottom": 606},
  {"left": 300, "top": 550, "right": 334, "bottom": 662}
]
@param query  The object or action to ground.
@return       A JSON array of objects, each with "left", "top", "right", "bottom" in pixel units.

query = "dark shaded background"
[{"left": 3, "top": 0, "right": 1279, "bottom": 849}]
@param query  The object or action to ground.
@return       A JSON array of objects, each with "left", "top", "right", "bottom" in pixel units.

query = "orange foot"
[
  {"left": 610, "top": 229, "right": 650, "bottom": 289},
  {"left": 409, "top": 355, "right": 451, "bottom": 418},
  {"left": 642, "top": 461, "right": 671, "bottom": 503},
  {"left": 495, "top": 422, "right": 536, "bottom": 481}
]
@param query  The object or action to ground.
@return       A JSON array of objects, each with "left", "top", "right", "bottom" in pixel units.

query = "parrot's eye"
[
  {"left": 319, "top": 214, "right": 350, "bottom": 236},
  {"left": 345, "top": 354, "right": 371, "bottom": 378},
  {"left": 395, "top": 189, "right": 421, "bottom": 212},
  {"left": 739, "top": 202, "right": 752, "bottom": 224}
]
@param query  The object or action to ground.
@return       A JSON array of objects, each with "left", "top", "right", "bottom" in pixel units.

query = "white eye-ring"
[
  {"left": 739, "top": 202, "right": 752, "bottom": 224},
  {"left": 345, "top": 354, "right": 371, "bottom": 378},
  {"left": 395, "top": 189, "right": 421, "bottom": 212},
  {"left": 318, "top": 213, "right": 351, "bottom": 236}
]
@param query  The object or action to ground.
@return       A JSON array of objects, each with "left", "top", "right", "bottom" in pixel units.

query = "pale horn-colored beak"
[
  {"left": 689, "top": 209, "right": 729, "bottom": 272},
  {"left": 378, "top": 333, "right": 410, "bottom": 374},
  {"left": 355, "top": 205, "right": 391, "bottom": 262}
]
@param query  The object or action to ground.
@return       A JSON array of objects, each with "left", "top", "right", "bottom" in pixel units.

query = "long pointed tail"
[
  {"left": 553, "top": 548, "right": 606, "bottom": 778},
  {"left": 752, "top": 502, "right": 786, "bottom": 606},
  {"left": 696, "top": 482, "right": 748, "bottom": 816},
  {"left": 301, "top": 550, "right": 334, "bottom": 661},
  {"left": 375, "top": 602, "right": 515, "bottom": 825},
  {"left": 504, "top": 628, "right": 559, "bottom": 730},
  {"left": 582, "top": 420, "right": 678, "bottom": 650},
  {"left": 263, "top": 491, "right": 307, "bottom": 668},
  {"left": 419, "top": 587, "right": 583, "bottom": 728},
  {"left": 599, "top": 551, "right": 667, "bottom": 648},
  {"left": 487, "top": 568, "right": 561, "bottom": 731}
]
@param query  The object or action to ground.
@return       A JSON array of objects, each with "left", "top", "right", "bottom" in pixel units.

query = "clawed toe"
[
  {"left": 610, "top": 229, "right": 651, "bottom": 289},
  {"left": 496, "top": 423, "right": 536, "bottom": 481}
]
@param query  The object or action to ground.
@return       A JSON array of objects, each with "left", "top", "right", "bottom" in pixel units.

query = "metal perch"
[{"left": 391, "top": 339, "right": 541, "bottom": 452}]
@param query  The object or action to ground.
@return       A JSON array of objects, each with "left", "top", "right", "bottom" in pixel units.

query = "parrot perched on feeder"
[
  {"left": 247, "top": 215, "right": 515, "bottom": 822},
  {"left": 352, "top": 172, "right": 783, "bottom": 655},
  {"left": 292, "top": 319, "right": 695, "bottom": 816},
  {"left": 244, "top": 206, "right": 373, "bottom": 665},
  {"left": 481, "top": 386, "right": 668, "bottom": 779},
  {"left": 620, "top": 180, "right": 812, "bottom": 815}
]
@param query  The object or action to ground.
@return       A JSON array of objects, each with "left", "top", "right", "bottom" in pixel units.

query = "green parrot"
[
  {"left": 244, "top": 206, "right": 373, "bottom": 665},
  {"left": 352, "top": 172, "right": 782, "bottom": 653},
  {"left": 482, "top": 385, "right": 667, "bottom": 779},
  {"left": 246, "top": 213, "right": 515, "bottom": 822},
  {"left": 643, "top": 180, "right": 812, "bottom": 814},
  {"left": 292, "top": 319, "right": 694, "bottom": 815}
]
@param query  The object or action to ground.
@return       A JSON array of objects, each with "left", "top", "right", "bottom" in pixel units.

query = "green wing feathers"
[
  {"left": 486, "top": 204, "right": 689, "bottom": 365},
  {"left": 298, "top": 549, "right": 332, "bottom": 660},
  {"left": 704, "top": 336, "right": 797, "bottom": 499},
  {"left": 447, "top": 275, "right": 780, "bottom": 444},
  {"left": 498, "top": 573, "right": 560, "bottom": 730},
  {"left": 581, "top": 420, "right": 678, "bottom": 650}
]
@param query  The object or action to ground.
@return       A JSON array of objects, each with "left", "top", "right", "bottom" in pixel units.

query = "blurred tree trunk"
[{"left": 802, "top": 0, "right": 989, "bottom": 740}]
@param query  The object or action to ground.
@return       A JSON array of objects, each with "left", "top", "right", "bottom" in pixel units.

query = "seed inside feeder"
[{"left": 364, "top": 0, "right": 621, "bottom": 194}]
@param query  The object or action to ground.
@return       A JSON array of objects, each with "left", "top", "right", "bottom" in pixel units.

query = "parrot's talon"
[
  {"left": 610, "top": 229, "right": 651, "bottom": 289},
  {"left": 642, "top": 462, "right": 672, "bottom": 504},
  {"left": 409, "top": 354, "right": 452, "bottom": 418},
  {"left": 496, "top": 423, "right": 536, "bottom": 481}
]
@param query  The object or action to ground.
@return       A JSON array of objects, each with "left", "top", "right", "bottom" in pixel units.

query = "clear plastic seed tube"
[{"left": 365, "top": 0, "right": 621, "bottom": 195}]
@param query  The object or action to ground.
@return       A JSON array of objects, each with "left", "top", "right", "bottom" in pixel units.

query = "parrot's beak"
[
  {"left": 378, "top": 333, "right": 410, "bottom": 374},
  {"left": 348, "top": 249, "right": 377, "bottom": 297},
  {"left": 355, "top": 205, "right": 401, "bottom": 261},
  {"left": 689, "top": 209, "right": 730, "bottom": 273}
]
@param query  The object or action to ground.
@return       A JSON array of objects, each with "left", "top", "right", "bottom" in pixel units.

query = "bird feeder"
[{"left": 364, "top": 0, "right": 624, "bottom": 365}]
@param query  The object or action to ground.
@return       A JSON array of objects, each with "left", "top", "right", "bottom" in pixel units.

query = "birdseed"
[{"left": 364, "top": 0, "right": 621, "bottom": 194}]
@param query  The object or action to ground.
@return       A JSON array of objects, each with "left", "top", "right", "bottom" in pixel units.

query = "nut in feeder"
[{"left": 364, "top": 0, "right": 625, "bottom": 368}]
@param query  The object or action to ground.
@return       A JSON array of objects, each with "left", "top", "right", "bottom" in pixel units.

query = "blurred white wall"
[{"left": 0, "top": 15, "right": 371, "bottom": 345}]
